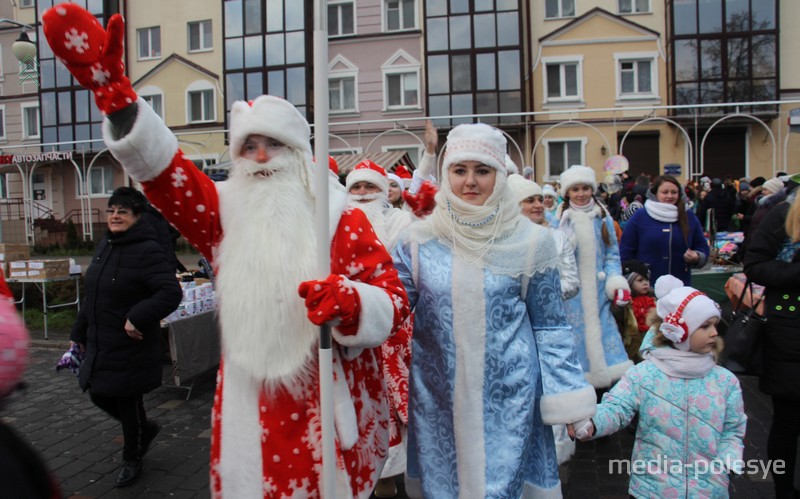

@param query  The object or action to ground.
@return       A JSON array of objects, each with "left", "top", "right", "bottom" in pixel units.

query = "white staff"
[{"left": 312, "top": 0, "right": 335, "bottom": 496}]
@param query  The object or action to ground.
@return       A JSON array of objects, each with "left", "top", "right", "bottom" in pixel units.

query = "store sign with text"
[{"left": 0, "top": 151, "right": 73, "bottom": 165}]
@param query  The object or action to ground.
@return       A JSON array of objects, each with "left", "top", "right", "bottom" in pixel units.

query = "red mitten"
[
  {"left": 298, "top": 274, "right": 360, "bottom": 331},
  {"left": 402, "top": 181, "right": 438, "bottom": 217},
  {"left": 614, "top": 289, "right": 631, "bottom": 307},
  {"left": 42, "top": 3, "right": 136, "bottom": 114}
]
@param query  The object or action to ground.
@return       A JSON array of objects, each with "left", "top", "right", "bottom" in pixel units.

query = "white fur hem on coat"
[
  {"left": 332, "top": 281, "right": 394, "bottom": 349},
  {"left": 103, "top": 97, "right": 178, "bottom": 182},
  {"left": 521, "top": 479, "right": 563, "bottom": 499},
  {"left": 584, "top": 359, "right": 633, "bottom": 389},
  {"left": 604, "top": 274, "right": 630, "bottom": 300},
  {"left": 540, "top": 384, "right": 597, "bottom": 425}
]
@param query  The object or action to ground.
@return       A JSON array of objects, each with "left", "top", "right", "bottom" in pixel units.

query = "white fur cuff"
[
  {"left": 605, "top": 274, "right": 630, "bottom": 300},
  {"left": 103, "top": 97, "right": 179, "bottom": 182},
  {"left": 585, "top": 360, "right": 633, "bottom": 389},
  {"left": 332, "top": 281, "right": 394, "bottom": 348},
  {"left": 540, "top": 385, "right": 597, "bottom": 425}
]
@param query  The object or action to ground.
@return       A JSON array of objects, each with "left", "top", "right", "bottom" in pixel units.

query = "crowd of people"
[{"left": 0, "top": 3, "right": 796, "bottom": 499}]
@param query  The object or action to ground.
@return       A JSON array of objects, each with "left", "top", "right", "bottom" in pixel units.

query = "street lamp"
[{"left": 0, "top": 19, "right": 37, "bottom": 63}]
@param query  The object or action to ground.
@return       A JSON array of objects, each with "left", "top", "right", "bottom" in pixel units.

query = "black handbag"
[{"left": 722, "top": 279, "right": 767, "bottom": 375}]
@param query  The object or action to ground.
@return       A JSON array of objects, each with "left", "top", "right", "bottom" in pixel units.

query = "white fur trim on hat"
[
  {"left": 654, "top": 275, "right": 720, "bottom": 351},
  {"left": 443, "top": 123, "right": 507, "bottom": 173},
  {"left": 345, "top": 160, "right": 389, "bottom": 196},
  {"left": 542, "top": 184, "right": 557, "bottom": 198},
  {"left": 506, "top": 174, "right": 543, "bottom": 205},
  {"left": 228, "top": 95, "right": 311, "bottom": 160},
  {"left": 560, "top": 165, "right": 597, "bottom": 197},
  {"left": 387, "top": 172, "right": 405, "bottom": 191}
]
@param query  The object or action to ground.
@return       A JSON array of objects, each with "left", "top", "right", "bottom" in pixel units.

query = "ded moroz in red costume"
[{"left": 42, "top": 4, "right": 410, "bottom": 498}]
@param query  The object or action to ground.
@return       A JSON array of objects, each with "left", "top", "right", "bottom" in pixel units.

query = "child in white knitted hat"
[{"left": 575, "top": 275, "right": 747, "bottom": 499}]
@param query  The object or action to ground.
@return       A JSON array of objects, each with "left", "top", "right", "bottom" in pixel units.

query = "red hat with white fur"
[{"left": 346, "top": 160, "right": 389, "bottom": 196}]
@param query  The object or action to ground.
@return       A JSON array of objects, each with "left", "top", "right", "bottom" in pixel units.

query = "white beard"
[
  {"left": 347, "top": 195, "right": 390, "bottom": 244},
  {"left": 215, "top": 150, "right": 319, "bottom": 388}
]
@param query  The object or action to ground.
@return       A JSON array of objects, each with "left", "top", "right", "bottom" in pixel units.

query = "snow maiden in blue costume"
[
  {"left": 551, "top": 165, "right": 633, "bottom": 389},
  {"left": 393, "top": 123, "right": 596, "bottom": 498}
]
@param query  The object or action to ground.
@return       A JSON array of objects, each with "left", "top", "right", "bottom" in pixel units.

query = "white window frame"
[
  {"left": 185, "top": 80, "right": 216, "bottom": 124},
  {"left": 329, "top": 76, "right": 357, "bottom": 113},
  {"left": 382, "top": 144, "right": 423, "bottom": 169},
  {"left": 384, "top": 0, "right": 417, "bottom": 32},
  {"left": 383, "top": 70, "right": 421, "bottom": 110},
  {"left": 542, "top": 56, "right": 583, "bottom": 103},
  {"left": 328, "top": 55, "right": 359, "bottom": 114},
  {"left": 187, "top": 20, "right": 213, "bottom": 53},
  {"left": 331, "top": 147, "right": 363, "bottom": 156},
  {"left": 76, "top": 165, "right": 115, "bottom": 198},
  {"left": 19, "top": 0, "right": 34, "bottom": 7},
  {"left": 381, "top": 49, "right": 421, "bottom": 112},
  {"left": 545, "top": 0, "right": 575, "bottom": 19},
  {"left": 0, "top": 105, "right": 6, "bottom": 141},
  {"left": 20, "top": 102, "right": 39, "bottom": 139},
  {"left": 618, "top": 0, "right": 651, "bottom": 14},
  {"left": 137, "top": 26, "right": 161, "bottom": 60},
  {"left": 139, "top": 85, "right": 165, "bottom": 120},
  {"left": 614, "top": 52, "right": 659, "bottom": 101},
  {"left": 543, "top": 137, "right": 586, "bottom": 181},
  {"left": 328, "top": 0, "right": 355, "bottom": 37}
]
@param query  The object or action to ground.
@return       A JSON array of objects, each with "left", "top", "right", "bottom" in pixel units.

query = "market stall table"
[
  {"left": 164, "top": 310, "right": 220, "bottom": 399},
  {"left": 7, "top": 274, "right": 81, "bottom": 339}
]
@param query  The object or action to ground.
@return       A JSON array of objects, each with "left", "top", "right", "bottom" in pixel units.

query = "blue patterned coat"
[
  {"left": 552, "top": 204, "right": 632, "bottom": 388},
  {"left": 393, "top": 231, "right": 596, "bottom": 499},
  {"left": 593, "top": 333, "right": 747, "bottom": 498}
]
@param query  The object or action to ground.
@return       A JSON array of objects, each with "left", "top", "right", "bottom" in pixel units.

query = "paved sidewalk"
[{"left": 2, "top": 345, "right": 779, "bottom": 499}]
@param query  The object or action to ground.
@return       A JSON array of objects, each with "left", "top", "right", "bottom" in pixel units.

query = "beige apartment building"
[
  {"left": 0, "top": 0, "right": 797, "bottom": 245},
  {"left": 529, "top": 0, "right": 799, "bottom": 184}
]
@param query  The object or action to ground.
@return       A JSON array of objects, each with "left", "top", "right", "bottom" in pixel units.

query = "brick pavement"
[{"left": 2, "top": 342, "right": 780, "bottom": 499}]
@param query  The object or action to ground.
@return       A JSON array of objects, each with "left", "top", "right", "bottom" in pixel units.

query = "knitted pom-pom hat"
[
  {"left": 345, "top": 160, "right": 389, "bottom": 196},
  {"left": 560, "top": 165, "right": 597, "bottom": 197},
  {"left": 229, "top": 95, "right": 312, "bottom": 160},
  {"left": 654, "top": 275, "right": 720, "bottom": 351}
]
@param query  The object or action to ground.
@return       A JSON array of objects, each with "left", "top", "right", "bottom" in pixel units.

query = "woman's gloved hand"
[
  {"left": 403, "top": 181, "right": 438, "bottom": 218},
  {"left": 42, "top": 3, "right": 137, "bottom": 114}
]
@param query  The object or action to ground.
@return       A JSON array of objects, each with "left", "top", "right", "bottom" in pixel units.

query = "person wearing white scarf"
[
  {"left": 552, "top": 165, "right": 633, "bottom": 389},
  {"left": 395, "top": 123, "right": 595, "bottom": 498},
  {"left": 577, "top": 275, "right": 746, "bottom": 499},
  {"left": 619, "top": 175, "right": 710, "bottom": 286}
]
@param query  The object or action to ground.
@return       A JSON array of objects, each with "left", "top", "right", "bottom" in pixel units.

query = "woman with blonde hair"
[{"left": 744, "top": 175, "right": 800, "bottom": 499}]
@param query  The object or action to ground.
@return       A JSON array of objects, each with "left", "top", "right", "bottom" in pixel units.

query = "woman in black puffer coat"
[
  {"left": 70, "top": 187, "right": 182, "bottom": 488},
  {"left": 744, "top": 183, "right": 800, "bottom": 499}
]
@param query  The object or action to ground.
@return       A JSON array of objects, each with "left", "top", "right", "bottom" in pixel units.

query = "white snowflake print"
[
  {"left": 171, "top": 167, "right": 188, "bottom": 188},
  {"left": 64, "top": 28, "right": 89, "bottom": 54},
  {"left": 392, "top": 294, "right": 404, "bottom": 311},
  {"left": 345, "top": 261, "right": 364, "bottom": 277},
  {"left": 90, "top": 63, "right": 111, "bottom": 85},
  {"left": 370, "top": 263, "right": 386, "bottom": 278},
  {"left": 337, "top": 277, "right": 356, "bottom": 294}
]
